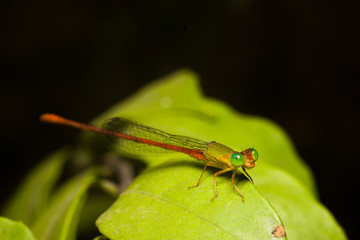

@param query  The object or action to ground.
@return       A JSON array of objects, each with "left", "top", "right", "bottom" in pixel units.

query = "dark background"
[{"left": 1, "top": 0, "right": 358, "bottom": 238}]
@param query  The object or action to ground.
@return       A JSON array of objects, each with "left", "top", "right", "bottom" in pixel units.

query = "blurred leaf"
[
  {"left": 93, "top": 69, "right": 346, "bottom": 239},
  {"left": 30, "top": 169, "right": 96, "bottom": 240},
  {"left": 77, "top": 189, "right": 116, "bottom": 239},
  {"left": 93, "top": 236, "right": 108, "bottom": 240},
  {"left": 2, "top": 149, "right": 69, "bottom": 225},
  {"left": 0, "top": 217, "right": 36, "bottom": 240}
]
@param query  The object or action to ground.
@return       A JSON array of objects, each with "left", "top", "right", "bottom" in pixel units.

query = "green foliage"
[
  {"left": 0, "top": 217, "right": 36, "bottom": 240},
  {"left": 2, "top": 149, "right": 97, "bottom": 240},
  {"left": 1, "top": 69, "right": 346, "bottom": 239},
  {"left": 30, "top": 169, "right": 96, "bottom": 240},
  {"left": 2, "top": 149, "right": 68, "bottom": 224}
]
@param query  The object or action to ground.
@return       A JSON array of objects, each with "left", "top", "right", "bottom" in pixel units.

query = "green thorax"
[{"left": 203, "top": 141, "right": 235, "bottom": 169}]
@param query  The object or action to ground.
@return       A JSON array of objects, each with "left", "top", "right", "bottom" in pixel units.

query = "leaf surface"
[
  {"left": 97, "top": 159, "right": 284, "bottom": 239},
  {"left": 0, "top": 217, "right": 36, "bottom": 240}
]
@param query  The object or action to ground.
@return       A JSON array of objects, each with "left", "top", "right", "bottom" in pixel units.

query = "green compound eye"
[
  {"left": 250, "top": 148, "right": 259, "bottom": 162},
  {"left": 230, "top": 152, "right": 245, "bottom": 167}
]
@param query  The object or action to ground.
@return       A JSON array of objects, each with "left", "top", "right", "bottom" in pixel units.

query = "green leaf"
[
  {"left": 30, "top": 169, "right": 97, "bottom": 240},
  {"left": 93, "top": 69, "right": 346, "bottom": 239},
  {"left": 0, "top": 217, "right": 36, "bottom": 240},
  {"left": 2, "top": 149, "right": 69, "bottom": 225},
  {"left": 254, "top": 165, "right": 346, "bottom": 239},
  {"left": 97, "top": 160, "right": 284, "bottom": 239},
  {"left": 93, "top": 236, "right": 108, "bottom": 240},
  {"left": 77, "top": 189, "right": 117, "bottom": 239}
]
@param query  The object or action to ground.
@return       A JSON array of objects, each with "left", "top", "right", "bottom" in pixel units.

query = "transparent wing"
[{"left": 101, "top": 117, "right": 209, "bottom": 157}]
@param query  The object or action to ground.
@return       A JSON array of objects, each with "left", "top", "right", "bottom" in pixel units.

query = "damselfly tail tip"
[{"left": 40, "top": 113, "right": 62, "bottom": 123}]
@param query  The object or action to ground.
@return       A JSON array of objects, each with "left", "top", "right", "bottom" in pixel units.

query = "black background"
[{"left": 1, "top": 0, "right": 359, "bottom": 238}]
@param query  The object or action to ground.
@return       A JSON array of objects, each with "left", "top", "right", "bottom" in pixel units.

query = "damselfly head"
[{"left": 241, "top": 148, "right": 259, "bottom": 169}]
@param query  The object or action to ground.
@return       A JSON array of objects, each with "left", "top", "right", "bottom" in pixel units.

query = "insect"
[{"left": 40, "top": 113, "right": 258, "bottom": 201}]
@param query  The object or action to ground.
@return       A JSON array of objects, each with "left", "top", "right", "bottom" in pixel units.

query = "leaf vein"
[{"left": 123, "top": 189, "right": 241, "bottom": 239}]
